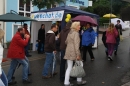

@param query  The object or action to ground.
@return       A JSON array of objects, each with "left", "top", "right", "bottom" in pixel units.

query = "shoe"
[
  {"left": 108, "top": 55, "right": 113, "bottom": 61},
  {"left": 42, "top": 75, "right": 51, "bottom": 79},
  {"left": 8, "top": 81, "right": 17, "bottom": 85},
  {"left": 53, "top": 72, "right": 58, "bottom": 75},
  {"left": 23, "top": 79, "right": 32, "bottom": 84},
  {"left": 12, "top": 76, "right": 15, "bottom": 80},
  {"left": 114, "top": 50, "right": 117, "bottom": 55},
  {"left": 108, "top": 58, "right": 110, "bottom": 60},
  {"left": 28, "top": 73, "right": 32, "bottom": 76},
  {"left": 77, "top": 80, "right": 87, "bottom": 85},
  {"left": 26, "top": 55, "right": 32, "bottom": 57},
  {"left": 91, "top": 58, "right": 95, "bottom": 61},
  {"left": 64, "top": 83, "right": 74, "bottom": 86}
]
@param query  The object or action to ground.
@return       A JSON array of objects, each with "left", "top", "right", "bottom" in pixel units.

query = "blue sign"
[{"left": 70, "top": 0, "right": 84, "bottom": 5}]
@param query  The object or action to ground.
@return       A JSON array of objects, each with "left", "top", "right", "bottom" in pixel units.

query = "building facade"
[{"left": 2, "top": 0, "right": 88, "bottom": 45}]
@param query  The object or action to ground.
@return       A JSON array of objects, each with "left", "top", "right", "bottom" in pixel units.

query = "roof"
[{"left": 31, "top": 6, "right": 99, "bottom": 18}]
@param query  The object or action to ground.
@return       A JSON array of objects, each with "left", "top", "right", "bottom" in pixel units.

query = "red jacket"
[{"left": 7, "top": 32, "right": 29, "bottom": 59}]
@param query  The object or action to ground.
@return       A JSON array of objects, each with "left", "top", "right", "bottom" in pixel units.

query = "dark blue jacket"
[{"left": 82, "top": 28, "right": 95, "bottom": 46}]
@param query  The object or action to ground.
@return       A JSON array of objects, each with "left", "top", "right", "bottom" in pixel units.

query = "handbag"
[
  {"left": 120, "top": 35, "right": 123, "bottom": 41},
  {"left": 70, "top": 61, "right": 86, "bottom": 78}
]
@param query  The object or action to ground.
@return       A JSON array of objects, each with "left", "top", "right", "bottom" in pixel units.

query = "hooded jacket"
[
  {"left": 59, "top": 21, "right": 72, "bottom": 50},
  {"left": 82, "top": 28, "right": 95, "bottom": 46},
  {"left": 44, "top": 30, "right": 56, "bottom": 53}
]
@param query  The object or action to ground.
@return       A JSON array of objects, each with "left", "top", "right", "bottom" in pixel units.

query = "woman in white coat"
[{"left": 0, "top": 29, "right": 8, "bottom": 86}]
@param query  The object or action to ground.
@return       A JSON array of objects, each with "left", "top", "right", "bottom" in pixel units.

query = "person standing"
[
  {"left": 64, "top": 22, "right": 86, "bottom": 86},
  {"left": 82, "top": 23, "right": 96, "bottom": 61},
  {"left": 7, "top": 28, "right": 32, "bottom": 85},
  {"left": 102, "top": 31, "right": 108, "bottom": 56},
  {"left": 59, "top": 21, "right": 72, "bottom": 82},
  {"left": 38, "top": 24, "right": 45, "bottom": 54},
  {"left": 106, "top": 23, "right": 118, "bottom": 61},
  {"left": 42, "top": 24, "right": 58, "bottom": 79},
  {"left": 23, "top": 23, "right": 32, "bottom": 57},
  {"left": 114, "top": 20, "right": 122, "bottom": 55},
  {"left": 0, "top": 29, "right": 8, "bottom": 86}
]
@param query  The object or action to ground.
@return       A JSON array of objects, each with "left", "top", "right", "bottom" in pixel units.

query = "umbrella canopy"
[
  {"left": 72, "top": 15, "right": 98, "bottom": 26},
  {"left": 103, "top": 14, "right": 117, "bottom": 18},
  {"left": 0, "top": 13, "right": 36, "bottom": 22},
  {"left": 111, "top": 18, "right": 125, "bottom": 29}
]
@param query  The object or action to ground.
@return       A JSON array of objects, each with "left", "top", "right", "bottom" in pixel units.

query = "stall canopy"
[
  {"left": 32, "top": 6, "right": 99, "bottom": 18},
  {"left": 31, "top": 6, "right": 99, "bottom": 30},
  {"left": 31, "top": 6, "right": 99, "bottom": 51}
]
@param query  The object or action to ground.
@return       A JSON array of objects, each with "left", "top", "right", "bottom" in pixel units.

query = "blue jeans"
[
  {"left": 42, "top": 52, "right": 54, "bottom": 76},
  {"left": 0, "top": 70, "right": 8, "bottom": 86},
  {"left": 7, "top": 57, "right": 29, "bottom": 82},
  {"left": 60, "top": 50, "right": 66, "bottom": 81}
]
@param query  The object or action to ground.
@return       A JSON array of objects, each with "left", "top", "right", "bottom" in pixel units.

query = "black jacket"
[
  {"left": 102, "top": 31, "right": 107, "bottom": 48},
  {"left": 38, "top": 28, "right": 45, "bottom": 42},
  {"left": 44, "top": 30, "right": 55, "bottom": 53},
  {"left": 115, "top": 24, "right": 122, "bottom": 36}
]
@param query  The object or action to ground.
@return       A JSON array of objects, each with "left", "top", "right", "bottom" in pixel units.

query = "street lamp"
[{"left": 110, "top": 0, "right": 112, "bottom": 23}]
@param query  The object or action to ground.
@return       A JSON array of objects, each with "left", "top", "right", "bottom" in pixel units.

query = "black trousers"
[
  {"left": 82, "top": 46, "right": 94, "bottom": 61},
  {"left": 60, "top": 50, "right": 66, "bottom": 81},
  {"left": 38, "top": 41, "right": 44, "bottom": 53}
]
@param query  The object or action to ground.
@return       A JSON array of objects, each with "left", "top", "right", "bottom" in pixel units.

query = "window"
[
  {"left": 19, "top": 0, "right": 32, "bottom": 17},
  {"left": 13, "top": 25, "right": 22, "bottom": 36}
]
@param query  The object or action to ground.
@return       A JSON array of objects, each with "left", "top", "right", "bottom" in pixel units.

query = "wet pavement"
[{"left": 2, "top": 33, "right": 130, "bottom": 86}]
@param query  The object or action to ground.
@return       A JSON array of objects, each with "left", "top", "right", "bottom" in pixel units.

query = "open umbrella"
[
  {"left": 103, "top": 14, "right": 117, "bottom": 18},
  {"left": 0, "top": 10, "right": 36, "bottom": 22},
  {"left": 72, "top": 15, "right": 98, "bottom": 26}
]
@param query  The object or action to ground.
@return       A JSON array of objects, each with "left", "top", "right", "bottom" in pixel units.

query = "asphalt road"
[{"left": 2, "top": 37, "right": 130, "bottom": 86}]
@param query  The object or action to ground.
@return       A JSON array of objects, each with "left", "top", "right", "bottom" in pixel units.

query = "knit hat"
[{"left": 0, "top": 29, "right": 5, "bottom": 42}]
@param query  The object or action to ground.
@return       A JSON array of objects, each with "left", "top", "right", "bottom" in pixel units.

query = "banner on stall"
[{"left": 31, "top": 10, "right": 64, "bottom": 21}]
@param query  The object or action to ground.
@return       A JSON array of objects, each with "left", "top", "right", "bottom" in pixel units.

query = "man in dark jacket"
[
  {"left": 59, "top": 21, "right": 72, "bottom": 82},
  {"left": 38, "top": 24, "right": 45, "bottom": 54},
  {"left": 42, "top": 24, "right": 58, "bottom": 79},
  {"left": 114, "top": 20, "right": 122, "bottom": 55}
]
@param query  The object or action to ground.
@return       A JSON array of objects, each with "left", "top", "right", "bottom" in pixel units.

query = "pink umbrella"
[{"left": 72, "top": 15, "right": 98, "bottom": 26}]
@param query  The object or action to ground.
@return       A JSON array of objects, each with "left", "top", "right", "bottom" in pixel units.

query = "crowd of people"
[{"left": 0, "top": 19, "right": 122, "bottom": 86}]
